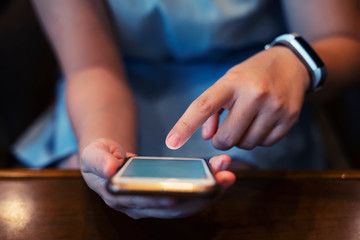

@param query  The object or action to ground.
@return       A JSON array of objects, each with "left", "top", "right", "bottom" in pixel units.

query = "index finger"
[{"left": 166, "top": 82, "right": 233, "bottom": 149}]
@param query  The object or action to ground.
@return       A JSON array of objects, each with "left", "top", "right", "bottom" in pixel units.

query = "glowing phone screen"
[{"left": 121, "top": 158, "right": 208, "bottom": 179}]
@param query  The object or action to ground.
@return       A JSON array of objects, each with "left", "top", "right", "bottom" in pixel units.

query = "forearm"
[
  {"left": 309, "top": 36, "right": 360, "bottom": 101},
  {"left": 31, "top": 0, "right": 137, "bottom": 154},
  {"left": 281, "top": 0, "right": 360, "bottom": 101},
  {"left": 66, "top": 68, "right": 137, "bottom": 154}
]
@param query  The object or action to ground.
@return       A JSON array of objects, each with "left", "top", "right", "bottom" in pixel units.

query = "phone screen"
[
  {"left": 108, "top": 157, "right": 217, "bottom": 196},
  {"left": 121, "top": 158, "right": 208, "bottom": 179}
]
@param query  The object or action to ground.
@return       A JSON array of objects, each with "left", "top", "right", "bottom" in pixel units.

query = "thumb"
[{"left": 81, "top": 139, "right": 126, "bottom": 179}]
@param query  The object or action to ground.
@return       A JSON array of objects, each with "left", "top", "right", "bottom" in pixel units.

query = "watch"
[{"left": 265, "top": 33, "right": 327, "bottom": 92}]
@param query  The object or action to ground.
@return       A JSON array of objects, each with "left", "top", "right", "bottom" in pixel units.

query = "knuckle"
[
  {"left": 262, "top": 135, "right": 282, "bottom": 146},
  {"left": 213, "top": 133, "right": 236, "bottom": 150},
  {"left": 178, "top": 119, "right": 195, "bottom": 134},
  {"left": 237, "top": 141, "right": 256, "bottom": 150},
  {"left": 286, "top": 108, "right": 300, "bottom": 123},
  {"left": 192, "top": 95, "right": 215, "bottom": 115},
  {"left": 249, "top": 82, "right": 270, "bottom": 103},
  {"left": 270, "top": 97, "right": 286, "bottom": 113}
]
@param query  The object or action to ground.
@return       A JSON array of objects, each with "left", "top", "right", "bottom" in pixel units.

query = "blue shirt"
[{"left": 12, "top": 0, "right": 326, "bottom": 169}]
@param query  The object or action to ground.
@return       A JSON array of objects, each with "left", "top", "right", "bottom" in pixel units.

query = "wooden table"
[{"left": 1, "top": 169, "right": 360, "bottom": 240}]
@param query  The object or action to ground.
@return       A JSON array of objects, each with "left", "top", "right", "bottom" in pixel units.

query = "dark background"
[{"left": 0, "top": 0, "right": 57, "bottom": 166}]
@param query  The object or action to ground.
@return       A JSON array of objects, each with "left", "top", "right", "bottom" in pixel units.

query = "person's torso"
[{"left": 106, "top": 0, "right": 286, "bottom": 62}]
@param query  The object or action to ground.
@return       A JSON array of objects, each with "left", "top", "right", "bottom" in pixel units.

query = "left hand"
[
  {"left": 117, "top": 154, "right": 236, "bottom": 219},
  {"left": 81, "top": 138, "right": 235, "bottom": 219},
  {"left": 166, "top": 46, "right": 310, "bottom": 150}
]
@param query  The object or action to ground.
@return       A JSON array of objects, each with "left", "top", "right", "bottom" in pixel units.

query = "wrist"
[
  {"left": 265, "top": 33, "right": 327, "bottom": 93},
  {"left": 273, "top": 45, "right": 312, "bottom": 92}
]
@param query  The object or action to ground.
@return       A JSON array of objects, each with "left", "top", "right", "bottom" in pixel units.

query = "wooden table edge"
[
  {"left": 1, "top": 169, "right": 360, "bottom": 180},
  {"left": 0, "top": 169, "right": 82, "bottom": 178},
  {"left": 234, "top": 169, "right": 360, "bottom": 180}
]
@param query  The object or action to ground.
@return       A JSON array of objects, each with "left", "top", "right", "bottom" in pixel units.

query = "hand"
[
  {"left": 166, "top": 46, "right": 310, "bottom": 150},
  {"left": 81, "top": 138, "right": 235, "bottom": 219}
]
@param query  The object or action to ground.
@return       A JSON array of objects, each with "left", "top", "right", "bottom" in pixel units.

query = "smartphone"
[{"left": 107, "top": 156, "right": 219, "bottom": 197}]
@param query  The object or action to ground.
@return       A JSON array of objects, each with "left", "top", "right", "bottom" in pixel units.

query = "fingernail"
[{"left": 166, "top": 132, "right": 180, "bottom": 149}]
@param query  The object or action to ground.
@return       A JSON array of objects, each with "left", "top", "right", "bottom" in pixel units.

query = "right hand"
[
  {"left": 80, "top": 138, "right": 235, "bottom": 219},
  {"left": 166, "top": 46, "right": 309, "bottom": 151}
]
